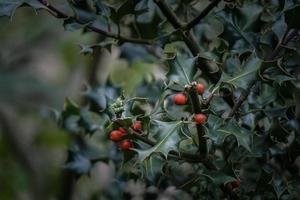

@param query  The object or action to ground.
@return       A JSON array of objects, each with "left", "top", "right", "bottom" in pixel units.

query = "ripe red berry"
[
  {"left": 109, "top": 130, "right": 123, "bottom": 142},
  {"left": 196, "top": 83, "right": 205, "bottom": 95},
  {"left": 173, "top": 93, "right": 187, "bottom": 105},
  {"left": 193, "top": 113, "right": 207, "bottom": 124},
  {"left": 119, "top": 140, "right": 133, "bottom": 150},
  {"left": 132, "top": 121, "right": 142, "bottom": 131},
  {"left": 230, "top": 179, "right": 241, "bottom": 189},
  {"left": 118, "top": 127, "right": 127, "bottom": 134}
]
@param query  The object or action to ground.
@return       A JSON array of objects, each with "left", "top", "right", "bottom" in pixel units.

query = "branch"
[
  {"left": 187, "top": 82, "right": 207, "bottom": 156},
  {"left": 153, "top": 0, "right": 221, "bottom": 83},
  {"left": 185, "top": 85, "right": 237, "bottom": 199},
  {"left": 183, "top": 0, "right": 222, "bottom": 30},
  {"left": 37, "top": 0, "right": 153, "bottom": 45},
  {"left": 227, "top": 81, "right": 255, "bottom": 118},
  {"left": 154, "top": 0, "right": 183, "bottom": 28}
]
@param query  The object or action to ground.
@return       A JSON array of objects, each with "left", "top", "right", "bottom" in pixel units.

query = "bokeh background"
[
  {"left": 0, "top": 3, "right": 165, "bottom": 199},
  {"left": 0, "top": 5, "right": 123, "bottom": 200}
]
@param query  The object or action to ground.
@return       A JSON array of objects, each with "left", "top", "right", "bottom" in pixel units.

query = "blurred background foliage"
[
  {"left": 0, "top": 3, "right": 164, "bottom": 200},
  {"left": 0, "top": 5, "right": 112, "bottom": 200}
]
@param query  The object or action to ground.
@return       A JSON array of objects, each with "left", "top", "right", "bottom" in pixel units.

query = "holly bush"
[{"left": 2, "top": 0, "right": 300, "bottom": 199}]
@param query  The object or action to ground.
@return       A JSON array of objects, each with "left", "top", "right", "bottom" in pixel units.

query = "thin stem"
[
  {"left": 37, "top": 0, "right": 153, "bottom": 45},
  {"left": 187, "top": 83, "right": 207, "bottom": 156},
  {"left": 183, "top": 0, "right": 222, "bottom": 30},
  {"left": 227, "top": 81, "right": 255, "bottom": 118}
]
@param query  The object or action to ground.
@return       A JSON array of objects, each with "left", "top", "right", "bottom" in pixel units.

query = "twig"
[
  {"left": 227, "top": 80, "right": 255, "bottom": 118},
  {"left": 154, "top": 0, "right": 183, "bottom": 28},
  {"left": 37, "top": 0, "right": 153, "bottom": 45},
  {"left": 187, "top": 83, "right": 207, "bottom": 156},
  {"left": 183, "top": 0, "right": 222, "bottom": 30}
]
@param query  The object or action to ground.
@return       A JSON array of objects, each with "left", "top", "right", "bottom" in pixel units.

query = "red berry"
[
  {"left": 196, "top": 83, "right": 205, "bottom": 95},
  {"left": 132, "top": 121, "right": 142, "bottom": 131},
  {"left": 109, "top": 130, "right": 123, "bottom": 142},
  {"left": 193, "top": 113, "right": 207, "bottom": 124},
  {"left": 230, "top": 179, "right": 241, "bottom": 189},
  {"left": 119, "top": 140, "right": 133, "bottom": 150},
  {"left": 118, "top": 127, "right": 127, "bottom": 134},
  {"left": 173, "top": 93, "right": 187, "bottom": 105}
]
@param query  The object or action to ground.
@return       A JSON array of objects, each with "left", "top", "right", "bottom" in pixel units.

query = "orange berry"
[
  {"left": 119, "top": 140, "right": 133, "bottom": 151},
  {"left": 109, "top": 130, "right": 123, "bottom": 142},
  {"left": 132, "top": 121, "right": 142, "bottom": 131},
  {"left": 173, "top": 93, "right": 187, "bottom": 105},
  {"left": 118, "top": 127, "right": 127, "bottom": 134},
  {"left": 193, "top": 113, "right": 207, "bottom": 125},
  {"left": 196, "top": 83, "right": 205, "bottom": 95}
]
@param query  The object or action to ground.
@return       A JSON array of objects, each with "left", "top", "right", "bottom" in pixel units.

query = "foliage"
[{"left": 1, "top": 0, "right": 300, "bottom": 199}]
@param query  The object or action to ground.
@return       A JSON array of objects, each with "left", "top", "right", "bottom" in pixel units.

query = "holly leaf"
[
  {"left": 64, "top": 152, "right": 92, "bottom": 175},
  {"left": 207, "top": 120, "right": 252, "bottom": 152},
  {"left": 134, "top": 120, "right": 184, "bottom": 161},
  {"left": 256, "top": 169, "right": 273, "bottom": 193},
  {"left": 269, "top": 120, "right": 289, "bottom": 143},
  {"left": 217, "top": 3, "right": 263, "bottom": 53},
  {"left": 0, "top": 0, "right": 44, "bottom": 17},
  {"left": 78, "top": 108, "right": 104, "bottom": 134},
  {"left": 202, "top": 169, "right": 236, "bottom": 186},
  {"left": 166, "top": 56, "right": 197, "bottom": 86},
  {"left": 262, "top": 67, "right": 295, "bottom": 85},
  {"left": 215, "top": 53, "right": 262, "bottom": 91}
]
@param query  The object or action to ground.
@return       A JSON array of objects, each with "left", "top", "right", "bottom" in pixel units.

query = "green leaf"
[
  {"left": 166, "top": 56, "right": 197, "bottom": 86},
  {"left": 202, "top": 169, "right": 236, "bottom": 186},
  {"left": 207, "top": 120, "right": 252, "bottom": 152},
  {"left": 109, "top": 60, "right": 157, "bottom": 95},
  {"left": 262, "top": 67, "right": 295, "bottom": 85},
  {"left": 217, "top": 3, "right": 263, "bottom": 53},
  {"left": 113, "top": 117, "right": 133, "bottom": 127},
  {"left": 134, "top": 120, "right": 184, "bottom": 161},
  {"left": 0, "top": 0, "right": 43, "bottom": 17},
  {"left": 272, "top": 15, "right": 287, "bottom": 40},
  {"left": 65, "top": 152, "right": 92, "bottom": 174},
  {"left": 215, "top": 53, "right": 262, "bottom": 91},
  {"left": 78, "top": 108, "right": 104, "bottom": 134},
  {"left": 256, "top": 169, "right": 273, "bottom": 193},
  {"left": 269, "top": 120, "right": 289, "bottom": 143},
  {"left": 272, "top": 178, "right": 287, "bottom": 198},
  {"left": 0, "top": 0, "right": 23, "bottom": 17},
  {"left": 285, "top": 5, "right": 300, "bottom": 29}
]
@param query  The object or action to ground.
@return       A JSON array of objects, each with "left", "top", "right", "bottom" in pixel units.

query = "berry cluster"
[
  {"left": 109, "top": 121, "right": 142, "bottom": 151},
  {"left": 172, "top": 83, "right": 207, "bottom": 125}
]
